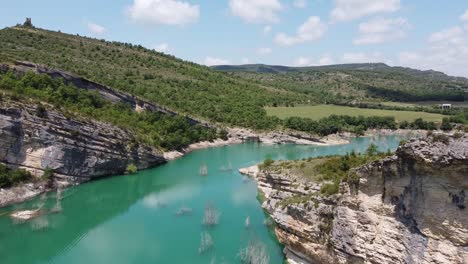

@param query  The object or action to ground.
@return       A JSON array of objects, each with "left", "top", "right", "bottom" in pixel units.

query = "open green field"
[{"left": 265, "top": 105, "right": 448, "bottom": 123}]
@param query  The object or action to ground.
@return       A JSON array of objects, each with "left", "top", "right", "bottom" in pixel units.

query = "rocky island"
[{"left": 240, "top": 133, "right": 467, "bottom": 263}]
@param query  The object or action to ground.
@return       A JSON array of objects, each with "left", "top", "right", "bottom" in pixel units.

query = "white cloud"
[
  {"left": 204, "top": 56, "right": 231, "bottom": 66},
  {"left": 293, "top": 0, "right": 307, "bottom": 9},
  {"left": 127, "top": 0, "right": 199, "bottom": 26},
  {"left": 257, "top": 47, "right": 272, "bottom": 55},
  {"left": 229, "top": 0, "right": 282, "bottom": 23},
  {"left": 429, "top": 26, "right": 463, "bottom": 43},
  {"left": 354, "top": 17, "right": 410, "bottom": 45},
  {"left": 318, "top": 55, "right": 334, "bottom": 65},
  {"left": 154, "top": 43, "right": 169, "bottom": 52},
  {"left": 293, "top": 57, "right": 312, "bottom": 66},
  {"left": 399, "top": 24, "right": 468, "bottom": 77},
  {"left": 398, "top": 51, "right": 421, "bottom": 62},
  {"left": 275, "top": 16, "right": 326, "bottom": 46},
  {"left": 461, "top": 9, "right": 468, "bottom": 21},
  {"left": 263, "top": 25, "right": 272, "bottom": 35},
  {"left": 341, "top": 52, "right": 386, "bottom": 63},
  {"left": 87, "top": 22, "right": 106, "bottom": 35},
  {"left": 331, "top": 0, "right": 400, "bottom": 22},
  {"left": 241, "top": 57, "right": 250, "bottom": 64}
]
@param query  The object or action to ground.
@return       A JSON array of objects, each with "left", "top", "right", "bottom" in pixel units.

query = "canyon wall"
[
  {"left": 0, "top": 102, "right": 166, "bottom": 180},
  {"left": 248, "top": 134, "right": 467, "bottom": 263}
]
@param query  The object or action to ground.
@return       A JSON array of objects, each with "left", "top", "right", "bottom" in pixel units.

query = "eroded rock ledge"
[
  {"left": 0, "top": 102, "right": 166, "bottom": 207},
  {"left": 241, "top": 134, "right": 468, "bottom": 264}
]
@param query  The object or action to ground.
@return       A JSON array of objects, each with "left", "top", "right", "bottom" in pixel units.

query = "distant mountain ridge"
[{"left": 213, "top": 63, "right": 468, "bottom": 83}]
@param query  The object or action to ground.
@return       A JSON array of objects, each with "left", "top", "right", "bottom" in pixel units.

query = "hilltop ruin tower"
[{"left": 23, "top": 18, "right": 33, "bottom": 27}]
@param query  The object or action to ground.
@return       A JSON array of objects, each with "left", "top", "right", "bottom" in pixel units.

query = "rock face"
[
  {"left": 243, "top": 134, "right": 468, "bottom": 264},
  {"left": 0, "top": 102, "right": 166, "bottom": 182},
  {"left": 228, "top": 127, "right": 349, "bottom": 146}
]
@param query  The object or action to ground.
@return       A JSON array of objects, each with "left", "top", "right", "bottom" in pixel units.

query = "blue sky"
[{"left": 1, "top": 0, "right": 468, "bottom": 76}]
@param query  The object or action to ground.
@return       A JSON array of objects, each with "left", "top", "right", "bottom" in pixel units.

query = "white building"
[{"left": 440, "top": 104, "right": 452, "bottom": 110}]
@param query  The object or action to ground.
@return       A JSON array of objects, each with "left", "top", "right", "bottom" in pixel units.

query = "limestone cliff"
[
  {"left": 0, "top": 101, "right": 166, "bottom": 205},
  {"left": 243, "top": 134, "right": 468, "bottom": 264}
]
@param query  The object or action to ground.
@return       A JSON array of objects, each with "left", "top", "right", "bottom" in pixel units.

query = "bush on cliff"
[
  {"left": 0, "top": 164, "right": 32, "bottom": 188},
  {"left": 440, "top": 118, "right": 453, "bottom": 131},
  {"left": 259, "top": 158, "right": 274, "bottom": 170},
  {"left": 125, "top": 164, "right": 138, "bottom": 174}
]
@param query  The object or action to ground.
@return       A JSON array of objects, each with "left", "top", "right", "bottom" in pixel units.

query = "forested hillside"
[
  {"left": 0, "top": 24, "right": 465, "bottom": 136},
  {"left": 0, "top": 26, "right": 305, "bottom": 130},
  {"left": 213, "top": 64, "right": 468, "bottom": 103},
  {"left": 0, "top": 70, "right": 217, "bottom": 150}
]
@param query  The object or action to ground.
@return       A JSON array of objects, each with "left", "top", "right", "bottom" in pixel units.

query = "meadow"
[{"left": 265, "top": 105, "right": 448, "bottom": 123}]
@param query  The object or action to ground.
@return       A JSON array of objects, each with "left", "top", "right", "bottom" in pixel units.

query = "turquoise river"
[{"left": 0, "top": 135, "right": 412, "bottom": 264}]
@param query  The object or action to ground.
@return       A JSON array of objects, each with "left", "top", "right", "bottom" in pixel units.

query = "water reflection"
[{"left": 0, "top": 135, "right": 413, "bottom": 264}]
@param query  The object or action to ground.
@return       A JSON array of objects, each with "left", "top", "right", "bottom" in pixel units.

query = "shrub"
[
  {"left": 440, "top": 118, "right": 453, "bottom": 131},
  {"left": 42, "top": 167, "right": 55, "bottom": 179},
  {"left": 218, "top": 128, "right": 229, "bottom": 141},
  {"left": 366, "top": 144, "right": 378, "bottom": 156},
  {"left": 0, "top": 164, "right": 32, "bottom": 188},
  {"left": 262, "top": 158, "right": 274, "bottom": 168},
  {"left": 352, "top": 125, "right": 365, "bottom": 136},
  {"left": 125, "top": 163, "right": 138, "bottom": 174},
  {"left": 399, "top": 120, "right": 409, "bottom": 129},
  {"left": 347, "top": 171, "right": 360, "bottom": 185},
  {"left": 432, "top": 134, "right": 450, "bottom": 145},
  {"left": 320, "top": 182, "right": 339, "bottom": 196},
  {"left": 36, "top": 104, "right": 47, "bottom": 118}
]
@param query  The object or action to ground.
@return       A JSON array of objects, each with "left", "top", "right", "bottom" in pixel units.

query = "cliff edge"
[
  {"left": 0, "top": 101, "right": 166, "bottom": 206},
  {"left": 243, "top": 133, "right": 467, "bottom": 263}
]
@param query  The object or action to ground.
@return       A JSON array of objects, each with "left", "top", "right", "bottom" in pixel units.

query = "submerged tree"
[
  {"left": 198, "top": 232, "right": 214, "bottom": 254},
  {"left": 200, "top": 163, "right": 208, "bottom": 176},
  {"left": 202, "top": 203, "right": 221, "bottom": 226},
  {"left": 238, "top": 240, "right": 270, "bottom": 264}
]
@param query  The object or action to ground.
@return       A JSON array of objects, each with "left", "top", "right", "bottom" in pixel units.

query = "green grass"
[
  {"left": 265, "top": 105, "right": 448, "bottom": 123},
  {"left": 378, "top": 101, "right": 417, "bottom": 107}
]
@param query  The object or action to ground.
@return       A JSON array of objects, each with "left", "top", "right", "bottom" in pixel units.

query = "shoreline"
[
  {"left": 0, "top": 128, "right": 423, "bottom": 208},
  {"left": 239, "top": 133, "right": 468, "bottom": 264},
  {"left": 164, "top": 127, "right": 354, "bottom": 161}
]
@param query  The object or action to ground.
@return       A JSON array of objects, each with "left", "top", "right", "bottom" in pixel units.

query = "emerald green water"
[{"left": 0, "top": 135, "right": 410, "bottom": 264}]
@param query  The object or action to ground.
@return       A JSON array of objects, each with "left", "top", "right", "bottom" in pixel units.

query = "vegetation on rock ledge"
[
  {"left": 0, "top": 164, "right": 32, "bottom": 188},
  {"left": 0, "top": 71, "right": 217, "bottom": 150}
]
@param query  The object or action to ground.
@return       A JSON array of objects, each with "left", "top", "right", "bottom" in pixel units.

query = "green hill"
[
  {"left": 0, "top": 26, "right": 305, "bottom": 130},
  {"left": 213, "top": 64, "right": 468, "bottom": 103},
  {"left": 0, "top": 24, "right": 465, "bottom": 139}
]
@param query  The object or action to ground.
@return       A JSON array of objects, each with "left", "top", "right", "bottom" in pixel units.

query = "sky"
[{"left": 1, "top": 0, "right": 468, "bottom": 77}]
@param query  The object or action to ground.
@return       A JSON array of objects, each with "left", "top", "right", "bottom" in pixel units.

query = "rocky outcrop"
[
  {"left": 0, "top": 101, "right": 166, "bottom": 206},
  {"left": 0, "top": 61, "right": 204, "bottom": 126},
  {"left": 229, "top": 127, "right": 349, "bottom": 146},
  {"left": 242, "top": 134, "right": 468, "bottom": 264}
]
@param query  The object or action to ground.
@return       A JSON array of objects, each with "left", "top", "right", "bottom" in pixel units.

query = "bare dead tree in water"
[
  {"left": 238, "top": 240, "right": 270, "bottom": 264},
  {"left": 202, "top": 203, "right": 221, "bottom": 226},
  {"left": 198, "top": 231, "right": 214, "bottom": 254}
]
